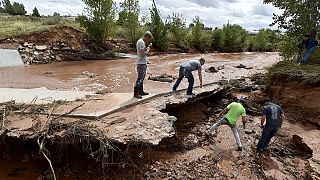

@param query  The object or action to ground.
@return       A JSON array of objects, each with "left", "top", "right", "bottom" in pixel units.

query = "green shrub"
[{"left": 43, "top": 12, "right": 62, "bottom": 25}]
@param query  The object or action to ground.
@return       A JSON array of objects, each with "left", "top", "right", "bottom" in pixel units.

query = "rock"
[
  {"left": 61, "top": 47, "right": 71, "bottom": 51},
  {"left": 205, "top": 66, "right": 218, "bottom": 73},
  {"left": 35, "top": 45, "right": 47, "bottom": 51},
  {"left": 236, "top": 64, "right": 247, "bottom": 69},
  {"left": 218, "top": 65, "right": 225, "bottom": 70},
  {"left": 148, "top": 74, "right": 176, "bottom": 83},
  {"left": 235, "top": 64, "right": 253, "bottom": 69},
  {"left": 244, "top": 129, "right": 256, "bottom": 134},
  {"left": 56, "top": 55, "right": 62, "bottom": 61}
]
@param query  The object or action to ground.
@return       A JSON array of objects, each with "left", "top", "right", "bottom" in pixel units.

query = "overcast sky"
[{"left": 10, "top": 0, "right": 282, "bottom": 30}]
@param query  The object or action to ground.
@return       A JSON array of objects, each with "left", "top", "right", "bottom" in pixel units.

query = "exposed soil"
[{"left": 0, "top": 77, "right": 319, "bottom": 179}]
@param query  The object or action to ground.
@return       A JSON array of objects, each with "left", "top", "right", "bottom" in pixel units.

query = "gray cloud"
[
  {"left": 9, "top": 0, "right": 281, "bottom": 30},
  {"left": 252, "top": 4, "right": 273, "bottom": 16},
  {"left": 185, "top": 0, "right": 220, "bottom": 8}
]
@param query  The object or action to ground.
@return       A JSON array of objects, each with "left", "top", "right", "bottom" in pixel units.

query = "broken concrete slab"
[
  {"left": 51, "top": 93, "right": 156, "bottom": 118},
  {"left": 0, "top": 49, "right": 24, "bottom": 67},
  {"left": 3, "top": 83, "right": 224, "bottom": 146},
  {"left": 0, "top": 87, "right": 95, "bottom": 104}
]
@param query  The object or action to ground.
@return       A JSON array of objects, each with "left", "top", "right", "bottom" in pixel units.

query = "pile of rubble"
[{"left": 18, "top": 42, "right": 80, "bottom": 65}]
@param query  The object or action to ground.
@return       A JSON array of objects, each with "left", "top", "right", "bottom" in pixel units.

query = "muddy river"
[{"left": 0, "top": 52, "right": 280, "bottom": 94}]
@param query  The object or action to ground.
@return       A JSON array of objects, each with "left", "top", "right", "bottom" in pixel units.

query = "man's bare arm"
[
  {"left": 242, "top": 116, "right": 247, "bottom": 129},
  {"left": 260, "top": 115, "right": 266, "bottom": 128},
  {"left": 218, "top": 108, "right": 228, "bottom": 117},
  {"left": 280, "top": 113, "right": 285, "bottom": 126},
  {"left": 198, "top": 69, "right": 203, "bottom": 87}
]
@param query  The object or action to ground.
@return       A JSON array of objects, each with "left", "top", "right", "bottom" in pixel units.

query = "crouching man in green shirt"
[{"left": 203, "top": 97, "right": 247, "bottom": 151}]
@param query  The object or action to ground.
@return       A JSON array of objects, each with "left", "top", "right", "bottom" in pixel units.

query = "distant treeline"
[{"left": 0, "top": 0, "right": 283, "bottom": 53}]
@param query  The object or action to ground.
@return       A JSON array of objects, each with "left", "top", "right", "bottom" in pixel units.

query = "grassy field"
[
  {"left": 0, "top": 16, "right": 80, "bottom": 39},
  {"left": 267, "top": 60, "right": 320, "bottom": 85}
]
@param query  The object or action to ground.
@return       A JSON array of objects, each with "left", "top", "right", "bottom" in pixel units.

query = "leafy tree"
[
  {"left": 43, "top": 12, "right": 62, "bottom": 25},
  {"left": 32, "top": 7, "right": 40, "bottom": 17},
  {"left": 264, "top": 0, "right": 320, "bottom": 37},
  {"left": 2, "top": 0, "right": 13, "bottom": 14},
  {"left": 0, "top": 2, "right": 4, "bottom": 13},
  {"left": 149, "top": 0, "right": 169, "bottom": 51},
  {"left": 211, "top": 28, "right": 225, "bottom": 51},
  {"left": 11, "top": 2, "right": 26, "bottom": 15},
  {"left": 81, "top": 0, "right": 116, "bottom": 45},
  {"left": 222, "top": 23, "right": 248, "bottom": 52},
  {"left": 167, "top": 13, "right": 187, "bottom": 48},
  {"left": 253, "top": 29, "right": 280, "bottom": 51},
  {"left": 190, "top": 16, "right": 207, "bottom": 52},
  {"left": 119, "top": 0, "right": 140, "bottom": 44}
]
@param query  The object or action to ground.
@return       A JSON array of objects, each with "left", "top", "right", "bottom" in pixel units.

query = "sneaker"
[
  {"left": 237, "top": 147, "right": 243, "bottom": 151},
  {"left": 187, "top": 93, "right": 195, "bottom": 96}
]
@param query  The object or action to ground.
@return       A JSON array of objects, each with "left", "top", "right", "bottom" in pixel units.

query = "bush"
[
  {"left": 43, "top": 13, "right": 62, "bottom": 25},
  {"left": 278, "top": 35, "right": 299, "bottom": 61}
]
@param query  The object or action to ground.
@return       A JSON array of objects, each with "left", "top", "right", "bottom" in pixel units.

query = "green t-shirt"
[{"left": 224, "top": 102, "right": 246, "bottom": 126}]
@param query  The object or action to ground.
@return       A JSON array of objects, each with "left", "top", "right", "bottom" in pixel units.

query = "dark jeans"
[
  {"left": 172, "top": 66, "right": 194, "bottom": 94},
  {"left": 257, "top": 126, "right": 280, "bottom": 150},
  {"left": 135, "top": 64, "right": 147, "bottom": 88},
  {"left": 303, "top": 46, "right": 316, "bottom": 64}
]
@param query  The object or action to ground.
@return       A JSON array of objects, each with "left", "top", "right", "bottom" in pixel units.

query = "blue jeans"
[
  {"left": 135, "top": 64, "right": 147, "bottom": 88},
  {"left": 172, "top": 66, "right": 194, "bottom": 95},
  {"left": 257, "top": 126, "right": 279, "bottom": 150},
  {"left": 303, "top": 46, "right": 316, "bottom": 64}
]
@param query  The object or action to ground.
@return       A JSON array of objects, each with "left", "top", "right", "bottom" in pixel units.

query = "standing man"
[
  {"left": 202, "top": 97, "right": 247, "bottom": 151},
  {"left": 134, "top": 31, "right": 153, "bottom": 99},
  {"left": 172, "top": 58, "right": 205, "bottom": 95},
  {"left": 257, "top": 102, "right": 285, "bottom": 152},
  {"left": 298, "top": 34, "right": 318, "bottom": 64}
]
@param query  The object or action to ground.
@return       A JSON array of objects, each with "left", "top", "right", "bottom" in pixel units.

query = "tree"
[
  {"left": 167, "top": 13, "right": 187, "bottom": 48},
  {"left": 2, "top": 0, "right": 13, "bottom": 14},
  {"left": 222, "top": 23, "right": 248, "bottom": 52},
  {"left": 212, "top": 28, "right": 225, "bottom": 51},
  {"left": 149, "top": 0, "right": 169, "bottom": 51},
  {"left": 119, "top": 0, "right": 140, "bottom": 44},
  {"left": 0, "top": 2, "right": 4, "bottom": 13},
  {"left": 32, "top": 7, "right": 40, "bottom": 17},
  {"left": 11, "top": 2, "right": 26, "bottom": 15},
  {"left": 190, "top": 16, "right": 208, "bottom": 52},
  {"left": 81, "top": 0, "right": 116, "bottom": 45},
  {"left": 264, "top": 0, "right": 320, "bottom": 37}
]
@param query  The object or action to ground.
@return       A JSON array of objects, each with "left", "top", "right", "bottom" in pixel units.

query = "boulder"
[
  {"left": 35, "top": 45, "right": 47, "bottom": 51},
  {"left": 205, "top": 66, "right": 218, "bottom": 73}
]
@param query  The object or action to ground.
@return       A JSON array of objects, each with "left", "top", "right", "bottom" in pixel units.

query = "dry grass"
[{"left": 0, "top": 16, "right": 80, "bottom": 39}]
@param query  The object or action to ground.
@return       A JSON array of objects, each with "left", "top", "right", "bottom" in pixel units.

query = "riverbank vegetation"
[
  {"left": 267, "top": 61, "right": 320, "bottom": 85},
  {"left": 1, "top": 0, "right": 281, "bottom": 53}
]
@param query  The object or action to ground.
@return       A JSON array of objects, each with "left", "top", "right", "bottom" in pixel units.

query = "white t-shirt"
[{"left": 136, "top": 38, "right": 147, "bottom": 64}]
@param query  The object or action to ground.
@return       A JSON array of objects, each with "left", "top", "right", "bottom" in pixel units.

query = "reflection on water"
[{"left": 0, "top": 52, "right": 280, "bottom": 93}]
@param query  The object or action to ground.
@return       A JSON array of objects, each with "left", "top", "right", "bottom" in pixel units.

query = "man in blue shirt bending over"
[{"left": 172, "top": 58, "right": 205, "bottom": 95}]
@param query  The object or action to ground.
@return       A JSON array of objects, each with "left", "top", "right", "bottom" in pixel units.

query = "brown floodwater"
[{"left": 0, "top": 52, "right": 280, "bottom": 93}]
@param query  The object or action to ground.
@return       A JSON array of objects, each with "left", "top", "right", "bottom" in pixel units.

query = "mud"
[
  {"left": 1, "top": 85, "right": 318, "bottom": 179},
  {"left": 1, "top": 52, "right": 319, "bottom": 179},
  {"left": 0, "top": 52, "right": 279, "bottom": 93}
]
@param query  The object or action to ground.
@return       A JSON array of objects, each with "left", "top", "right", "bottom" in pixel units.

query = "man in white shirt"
[{"left": 134, "top": 31, "right": 153, "bottom": 99}]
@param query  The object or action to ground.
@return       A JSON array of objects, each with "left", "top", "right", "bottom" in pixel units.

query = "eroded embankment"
[
  {"left": 269, "top": 79, "right": 320, "bottom": 178},
  {"left": 271, "top": 81, "right": 320, "bottom": 126},
  {"left": 1, "top": 76, "right": 318, "bottom": 179}
]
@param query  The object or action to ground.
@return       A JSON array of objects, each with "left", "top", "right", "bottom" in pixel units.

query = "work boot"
[
  {"left": 140, "top": 85, "right": 149, "bottom": 96},
  {"left": 134, "top": 87, "right": 142, "bottom": 99}
]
